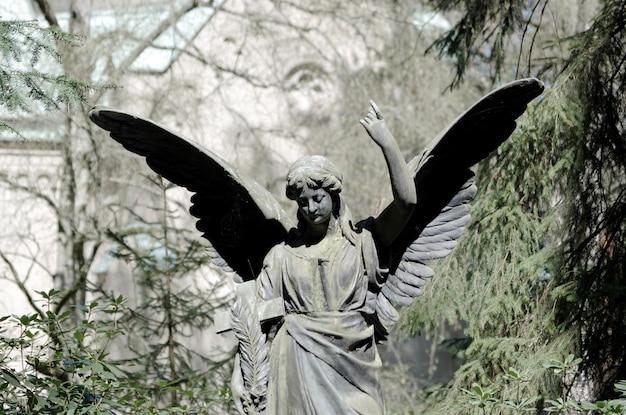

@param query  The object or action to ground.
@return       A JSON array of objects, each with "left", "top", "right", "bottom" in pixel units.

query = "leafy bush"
[
  {"left": 457, "top": 358, "right": 626, "bottom": 415},
  {"left": 0, "top": 290, "right": 230, "bottom": 414}
]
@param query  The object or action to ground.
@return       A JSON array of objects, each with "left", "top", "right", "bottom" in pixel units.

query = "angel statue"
[{"left": 89, "top": 77, "right": 543, "bottom": 414}]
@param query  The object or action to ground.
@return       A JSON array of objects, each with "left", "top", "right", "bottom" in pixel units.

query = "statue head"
[{"left": 286, "top": 155, "right": 356, "bottom": 242}]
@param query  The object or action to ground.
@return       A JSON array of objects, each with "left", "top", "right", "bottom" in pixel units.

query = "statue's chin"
[{"left": 304, "top": 215, "right": 330, "bottom": 225}]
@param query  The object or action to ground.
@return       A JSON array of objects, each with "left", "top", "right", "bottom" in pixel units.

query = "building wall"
[{"left": 0, "top": 148, "right": 61, "bottom": 316}]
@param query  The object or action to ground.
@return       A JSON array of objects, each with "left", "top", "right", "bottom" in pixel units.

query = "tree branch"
[
  {"left": 33, "top": 0, "right": 60, "bottom": 28},
  {"left": 0, "top": 252, "right": 46, "bottom": 320}
]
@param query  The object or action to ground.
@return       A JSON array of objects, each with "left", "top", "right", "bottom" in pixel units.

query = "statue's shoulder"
[
  {"left": 266, "top": 241, "right": 289, "bottom": 256},
  {"left": 354, "top": 216, "right": 391, "bottom": 270},
  {"left": 264, "top": 228, "right": 301, "bottom": 258}
]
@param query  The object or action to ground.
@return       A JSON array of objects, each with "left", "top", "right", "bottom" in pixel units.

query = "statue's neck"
[{"left": 303, "top": 216, "right": 340, "bottom": 245}]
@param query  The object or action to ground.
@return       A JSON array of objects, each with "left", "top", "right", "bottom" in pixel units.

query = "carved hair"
[
  {"left": 286, "top": 155, "right": 342, "bottom": 197},
  {"left": 286, "top": 155, "right": 357, "bottom": 244}
]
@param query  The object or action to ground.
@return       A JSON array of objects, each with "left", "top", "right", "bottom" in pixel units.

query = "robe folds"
[{"left": 257, "top": 228, "right": 385, "bottom": 415}]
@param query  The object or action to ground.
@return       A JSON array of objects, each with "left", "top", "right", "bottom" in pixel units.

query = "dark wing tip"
[{"left": 89, "top": 106, "right": 127, "bottom": 129}]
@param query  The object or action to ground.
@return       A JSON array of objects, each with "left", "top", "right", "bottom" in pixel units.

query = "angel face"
[{"left": 296, "top": 187, "right": 334, "bottom": 226}]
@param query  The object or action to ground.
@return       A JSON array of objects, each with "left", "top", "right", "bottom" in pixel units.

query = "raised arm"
[{"left": 360, "top": 101, "right": 416, "bottom": 247}]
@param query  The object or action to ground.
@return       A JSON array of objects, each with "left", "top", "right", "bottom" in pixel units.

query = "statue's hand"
[{"left": 359, "top": 100, "right": 392, "bottom": 148}]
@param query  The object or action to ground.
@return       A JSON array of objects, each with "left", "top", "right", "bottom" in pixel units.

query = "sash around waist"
[{"left": 283, "top": 310, "right": 374, "bottom": 349}]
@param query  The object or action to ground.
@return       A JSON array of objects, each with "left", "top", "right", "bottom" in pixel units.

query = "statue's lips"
[{"left": 304, "top": 213, "right": 328, "bottom": 224}]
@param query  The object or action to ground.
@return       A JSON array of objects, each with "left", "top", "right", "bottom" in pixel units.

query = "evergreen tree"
[
  {"left": 0, "top": 19, "right": 100, "bottom": 137},
  {"left": 99, "top": 176, "right": 234, "bottom": 410},
  {"left": 402, "top": 0, "right": 626, "bottom": 412}
]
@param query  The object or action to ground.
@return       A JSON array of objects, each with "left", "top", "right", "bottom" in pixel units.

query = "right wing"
[
  {"left": 89, "top": 107, "right": 294, "bottom": 282},
  {"left": 374, "top": 78, "right": 544, "bottom": 333}
]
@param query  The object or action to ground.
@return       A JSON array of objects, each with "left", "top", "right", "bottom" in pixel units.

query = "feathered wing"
[
  {"left": 89, "top": 107, "right": 294, "bottom": 282},
  {"left": 374, "top": 78, "right": 545, "bottom": 333}
]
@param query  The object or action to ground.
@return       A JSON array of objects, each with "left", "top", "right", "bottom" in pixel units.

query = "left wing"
[
  {"left": 89, "top": 107, "right": 294, "bottom": 282},
  {"left": 374, "top": 78, "right": 544, "bottom": 333},
  {"left": 375, "top": 174, "right": 476, "bottom": 331}
]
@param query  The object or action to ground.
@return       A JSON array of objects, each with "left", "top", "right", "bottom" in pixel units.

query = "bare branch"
[
  {"left": 32, "top": 0, "right": 60, "bottom": 28},
  {"left": 0, "top": 251, "right": 46, "bottom": 320}
]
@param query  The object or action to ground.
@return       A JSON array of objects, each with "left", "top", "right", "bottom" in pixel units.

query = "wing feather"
[
  {"left": 419, "top": 214, "right": 473, "bottom": 238},
  {"left": 381, "top": 284, "right": 416, "bottom": 307},
  {"left": 416, "top": 226, "right": 466, "bottom": 243},
  {"left": 397, "top": 262, "right": 434, "bottom": 280},
  {"left": 89, "top": 107, "right": 294, "bottom": 281}
]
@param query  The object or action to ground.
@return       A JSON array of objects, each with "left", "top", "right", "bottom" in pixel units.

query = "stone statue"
[{"left": 89, "top": 77, "right": 544, "bottom": 414}]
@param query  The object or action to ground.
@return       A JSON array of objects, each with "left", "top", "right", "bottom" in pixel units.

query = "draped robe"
[{"left": 257, "top": 228, "right": 385, "bottom": 415}]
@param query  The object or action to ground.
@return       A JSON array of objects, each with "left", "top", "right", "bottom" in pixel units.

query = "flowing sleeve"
[
  {"left": 357, "top": 217, "right": 389, "bottom": 290},
  {"left": 257, "top": 245, "right": 284, "bottom": 302},
  {"left": 355, "top": 218, "right": 389, "bottom": 319}
]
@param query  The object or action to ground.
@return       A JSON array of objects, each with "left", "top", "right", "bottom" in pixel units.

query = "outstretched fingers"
[
  {"left": 360, "top": 113, "right": 375, "bottom": 127},
  {"left": 360, "top": 100, "right": 383, "bottom": 127},
  {"left": 369, "top": 100, "right": 383, "bottom": 120}
]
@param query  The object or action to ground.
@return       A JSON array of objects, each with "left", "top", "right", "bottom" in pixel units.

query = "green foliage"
[
  {"left": 400, "top": 0, "right": 626, "bottom": 411},
  {"left": 1, "top": 290, "right": 127, "bottom": 414},
  {"left": 401, "top": 86, "right": 571, "bottom": 410},
  {"left": 551, "top": 0, "right": 626, "bottom": 398},
  {"left": 455, "top": 360, "right": 626, "bottom": 414},
  {"left": 0, "top": 181, "right": 233, "bottom": 413},
  {"left": 0, "top": 290, "right": 230, "bottom": 414},
  {"left": 425, "top": 0, "right": 527, "bottom": 87},
  {"left": 405, "top": 354, "right": 626, "bottom": 414},
  {"left": 0, "top": 19, "right": 110, "bottom": 136}
]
